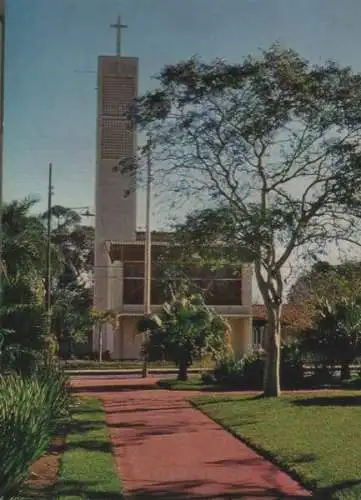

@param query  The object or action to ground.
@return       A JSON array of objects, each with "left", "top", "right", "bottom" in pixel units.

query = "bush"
[
  {"left": 280, "top": 340, "right": 304, "bottom": 389},
  {"left": 201, "top": 371, "right": 217, "bottom": 385},
  {"left": 242, "top": 351, "right": 264, "bottom": 389},
  {"left": 209, "top": 342, "right": 305, "bottom": 390},
  {"left": 0, "top": 363, "right": 71, "bottom": 498},
  {"left": 213, "top": 353, "right": 244, "bottom": 386},
  {"left": 0, "top": 344, "right": 41, "bottom": 376}
]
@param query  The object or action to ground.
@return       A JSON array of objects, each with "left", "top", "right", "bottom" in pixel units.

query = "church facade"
[{"left": 103, "top": 234, "right": 253, "bottom": 359}]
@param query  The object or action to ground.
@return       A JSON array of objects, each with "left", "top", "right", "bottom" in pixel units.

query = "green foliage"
[
  {"left": 280, "top": 340, "right": 304, "bottom": 389},
  {"left": 1, "top": 198, "right": 61, "bottom": 360},
  {"left": 0, "top": 302, "right": 47, "bottom": 353},
  {"left": 52, "top": 282, "right": 93, "bottom": 352},
  {"left": 2, "top": 198, "right": 50, "bottom": 280},
  {"left": 0, "top": 363, "right": 71, "bottom": 498},
  {"left": 45, "top": 206, "right": 94, "bottom": 357},
  {"left": 137, "top": 313, "right": 163, "bottom": 333},
  {"left": 242, "top": 352, "right": 265, "bottom": 389},
  {"left": 0, "top": 344, "right": 40, "bottom": 376},
  {"left": 213, "top": 351, "right": 264, "bottom": 389},
  {"left": 288, "top": 260, "right": 361, "bottom": 309},
  {"left": 143, "top": 289, "right": 228, "bottom": 380},
  {"left": 0, "top": 198, "right": 94, "bottom": 362},
  {"left": 200, "top": 371, "right": 217, "bottom": 385},
  {"left": 211, "top": 342, "right": 304, "bottom": 389},
  {"left": 300, "top": 297, "right": 361, "bottom": 379},
  {"left": 213, "top": 353, "right": 244, "bottom": 386}
]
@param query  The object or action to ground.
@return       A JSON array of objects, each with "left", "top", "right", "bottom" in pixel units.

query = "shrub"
[
  {"left": 0, "top": 363, "right": 71, "bottom": 498},
  {"left": 242, "top": 351, "right": 264, "bottom": 389},
  {"left": 0, "top": 344, "right": 40, "bottom": 376},
  {"left": 144, "top": 291, "right": 229, "bottom": 380},
  {"left": 201, "top": 371, "right": 217, "bottom": 385},
  {"left": 280, "top": 340, "right": 304, "bottom": 389},
  {"left": 210, "top": 342, "right": 305, "bottom": 390},
  {"left": 213, "top": 353, "right": 244, "bottom": 386}
]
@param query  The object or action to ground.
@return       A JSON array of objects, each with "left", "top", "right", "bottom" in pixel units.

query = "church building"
[{"left": 93, "top": 17, "right": 253, "bottom": 359}]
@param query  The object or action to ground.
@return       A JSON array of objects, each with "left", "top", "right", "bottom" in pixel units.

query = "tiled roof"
[{"left": 252, "top": 304, "right": 313, "bottom": 330}]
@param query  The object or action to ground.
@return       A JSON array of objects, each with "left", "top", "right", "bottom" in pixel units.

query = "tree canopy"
[
  {"left": 288, "top": 260, "right": 361, "bottom": 308},
  {"left": 1, "top": 200, "right": 94, "bottom": 358}
]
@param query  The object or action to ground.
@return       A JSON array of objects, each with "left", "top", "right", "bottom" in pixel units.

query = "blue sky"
[{"left": 4, "top": 0, "right": 361, "bottom": 227}]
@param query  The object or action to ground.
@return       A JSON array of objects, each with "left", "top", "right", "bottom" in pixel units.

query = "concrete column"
[
  {"left": 241, "top": 263, "right": 253, "bottom": 307},
  {"left": 108, "top": 260, "right": 123, "bottom": 358},
  {"left": 243, "top": 316, "right": 253, "bottom": 354}
]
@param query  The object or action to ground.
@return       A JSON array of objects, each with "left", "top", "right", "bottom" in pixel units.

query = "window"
[
  {"left": 124, "top": 262, "right": 144, "bottom": 278},
  {"left": 121, "top": 257, "right": 243, "bottom": 306},
  {"left": 123, "top": 278, "right": 144, "bottom": 304},
  {"left": 253, "top": 324, "right": 265, "bottom": 346},
  {"left": 202, "top": 280, "right": 242, "bottom": 305}
]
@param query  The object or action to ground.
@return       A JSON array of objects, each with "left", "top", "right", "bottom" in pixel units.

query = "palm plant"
[{"left": 138, "top": 288, "right": 229, "bottom": 380}]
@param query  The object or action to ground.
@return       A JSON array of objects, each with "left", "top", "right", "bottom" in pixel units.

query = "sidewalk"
[{"left": 73, "top": 377, "right": 312, "bottom": 499}]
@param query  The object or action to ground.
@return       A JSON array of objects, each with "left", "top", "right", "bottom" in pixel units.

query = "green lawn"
[
  {"left": 63, "top": 360, "right": 214, "bottom": 371},
  {"left": 157, "top": 377, "right": 253, "bottom": 392},
  {"left": 53, "top": 397, "right": 123, "bottom": 499},
  {"left": 192, "top": 391, "right": 361, "bottom": 499},
  {"left": 157, "top": 377, "right": 206, "bottom": 390}
]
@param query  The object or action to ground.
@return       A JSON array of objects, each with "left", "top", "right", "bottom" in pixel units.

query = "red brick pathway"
[{"left": 72, "top": 377, "right": 312, "bottom": 499}]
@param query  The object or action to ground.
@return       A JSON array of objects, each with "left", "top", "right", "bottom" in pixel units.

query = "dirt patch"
[{"left": 22, "top": 435, "right": 66, "bottom": 497}]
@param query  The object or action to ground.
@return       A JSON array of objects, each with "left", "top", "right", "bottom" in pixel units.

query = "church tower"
[{"left": 94, "top": 16, "right": 138, "bottom": 316}]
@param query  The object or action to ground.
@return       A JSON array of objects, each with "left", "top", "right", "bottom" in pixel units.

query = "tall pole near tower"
[
  {"left": 45, "top": 163, "right": 53, "bottom": 340},
  {"left": 110, "top": 15, "right": 128, "bottom": 56},
  {"left": 0, "top": 2, "right": 6, "bottom": 325},
  {"left": 142, "top": 135, "right": 152, "bottom": 378}
]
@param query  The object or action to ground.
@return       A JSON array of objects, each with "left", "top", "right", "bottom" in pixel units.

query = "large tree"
[
  {"left": 301, "top": 296, "right": 361, "bottom": 380},
  {"left": 41, "top": 206, "right": 94, "bottom": 355},
  {"left": 288, "top": 260, "right": 361, "bottom": 308},
  {"left": 132, "top": 45, "right": 361, "bottom": 396},
  {"left": 1, "top": 198, "right": 55, "bottom": 350}
]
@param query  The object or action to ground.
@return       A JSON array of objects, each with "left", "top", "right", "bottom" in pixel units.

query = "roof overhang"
[{"left": 105, "top": 240, "right": 169, "bottom": 263}]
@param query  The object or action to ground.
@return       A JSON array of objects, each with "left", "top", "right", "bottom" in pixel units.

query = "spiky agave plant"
[{"left": 0, "top": 364, "right": 71, "bottom": 498}]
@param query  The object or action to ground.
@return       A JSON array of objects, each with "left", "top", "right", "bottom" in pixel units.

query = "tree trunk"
[
  {"left": 340, "top": 361, "right": 351, "bottom": 381},
  {"left": 263, "top": 304, "right": 281, "bottom": 397},
  {"left": 178, "top": 356, "right": 188, "bottom": 381}
]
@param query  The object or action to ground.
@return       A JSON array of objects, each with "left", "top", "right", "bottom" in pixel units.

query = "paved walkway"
[{"left": 72, "top": 377, "right": 312, "bottom": 499}]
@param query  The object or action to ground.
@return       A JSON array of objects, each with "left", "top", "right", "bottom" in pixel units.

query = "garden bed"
[{"left": 23, "top": 435, "right": 66, "bottom": 498}]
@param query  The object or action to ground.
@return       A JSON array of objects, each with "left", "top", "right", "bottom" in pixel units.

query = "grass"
[
  {"left": 157, "top": 377, "right": 255, "bottom": 392},
  {"left": 63, "top": 360, "right": 214, "bottom": 371},
  {"left": 192, "top": 391, "right": 361, "bottom": 499},
  {"left": 157, "top": 377, "right": 206, "bottom": 390},
  {"left": 53, "top": 397, "right": 123, "bottom": 499}
]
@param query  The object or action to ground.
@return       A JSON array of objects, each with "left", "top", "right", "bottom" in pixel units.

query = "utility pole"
[
  {"left": 142, "top": 135, "right": 152, "bottom": 378},
  {"left": 0, "top": 6, "right": 6, "bottom": 326},
  {"left": 45, "top": 163, "right": 53, "bottom": 338}
]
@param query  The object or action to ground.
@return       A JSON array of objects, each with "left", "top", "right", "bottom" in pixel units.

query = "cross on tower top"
[{"left": 110, "top": 15, "right": 128, "bottom": 56}]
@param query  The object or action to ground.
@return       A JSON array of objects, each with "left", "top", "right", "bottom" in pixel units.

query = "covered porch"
[{"left": 112, "top": 313, "right": 252, "bottom": 360}]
